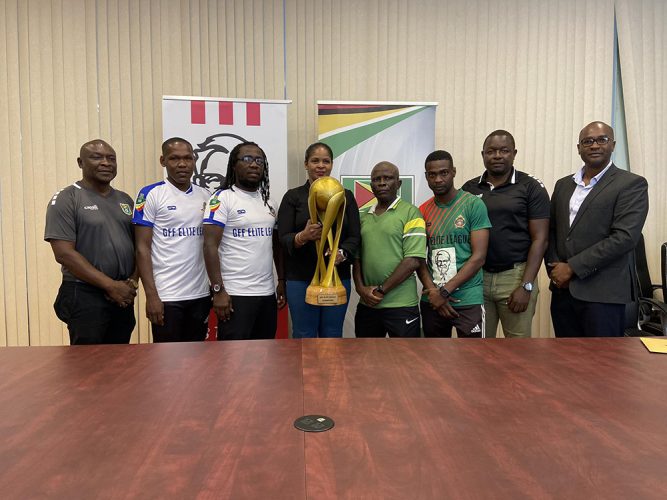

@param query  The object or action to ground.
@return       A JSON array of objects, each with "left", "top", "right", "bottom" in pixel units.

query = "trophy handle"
[
  {"left": 307, "top": 191, "right": 319, "bottom": 225},
  {"left": 323, "top": 202, "right": 346, "bottom": 287},
  {"left": 318, "top": 191, "right": 346, "bottom": 287},
  {"left": 307, "top": 191, "right": 327, "bottom": 284}
]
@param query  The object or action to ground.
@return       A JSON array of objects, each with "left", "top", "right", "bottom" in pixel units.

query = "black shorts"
[
  {"left": 354, "top": 303, "right": 421, "bottom": 338},
  {"left": 217, "top": 295, "right": 277, "bottom": 340},
  {"left": 420, "top": 302, "right": 485, "bottom": 338},
  {"left": 151, "top": 296, "right": 211, "bottom": 343}
]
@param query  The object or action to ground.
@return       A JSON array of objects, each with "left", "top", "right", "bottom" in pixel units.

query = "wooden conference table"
[{"left": 0, "top": 338, "right": 665, "bottom": 499}]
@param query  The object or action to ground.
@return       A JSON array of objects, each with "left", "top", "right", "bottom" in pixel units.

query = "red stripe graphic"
[
  {"left": 318, "top": 103, "right": 411, "bottom": 115},
  {"left": 318, "top": 104, "right": 380, "bottom": 110},
  {"left": 206, "top": 310, "right": 217, "bottom": 341},
  {"left": 191, "top": 100, "right": 206, "bottom": 124},
  {"left": 206, "top": 304, "right": 289, "bottom": 339},
  {"left": 246, "top": 102, "right": 261, "bottom": 126},
  {"left": 276, "top": 305, "right": 289, "bottom": 339},
  {"left": 219, "top": 101, "right": 233, "bottom": 125}
]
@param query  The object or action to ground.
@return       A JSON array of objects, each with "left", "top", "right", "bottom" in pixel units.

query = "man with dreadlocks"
[{"left": 203, "top": 142, "right": 286, "bottom": 340}]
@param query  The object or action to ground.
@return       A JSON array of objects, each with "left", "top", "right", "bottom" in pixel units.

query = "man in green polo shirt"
[
  {"left": 417, "top": 150, "right": 491, "bottom": 338},
  {"left": 353, "top": 161, "right": 427, "bottom": 337}
]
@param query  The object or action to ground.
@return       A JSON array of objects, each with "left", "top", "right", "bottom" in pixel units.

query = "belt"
[{"left": 483, "top": 263, "right": 520, "bottom": 273}]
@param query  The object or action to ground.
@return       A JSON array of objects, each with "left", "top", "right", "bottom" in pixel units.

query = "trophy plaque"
[{"left": 305, "top": 177, "right": 348, "bottom": 306}]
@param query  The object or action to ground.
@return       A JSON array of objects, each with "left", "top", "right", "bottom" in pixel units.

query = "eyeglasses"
[
  {"left": 580, "top": 136, "right": 611, "bottom": 147},
  {"left": 238, "top": 155, "right": 266, "bottom": 167}
]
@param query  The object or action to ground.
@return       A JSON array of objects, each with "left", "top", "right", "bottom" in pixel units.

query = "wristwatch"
[
  {"left": 373, "top": 284, "right": 386, "bottom": 296},
  {"left": 127, "top": 278, "right": 139, "bottom": 290},
  {"left": 211, "top": 283, "right": 225, "bottom": 294},
  {"left": 439, "top": 286, "right": 451, "bottom": 299},
  {"left": 521, "top": 281, "right": 534, "bottom": 292}
]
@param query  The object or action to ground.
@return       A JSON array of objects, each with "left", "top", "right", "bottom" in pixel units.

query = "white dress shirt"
[{"left": 569, "top": 161, "right": 612, "bottom": 226}]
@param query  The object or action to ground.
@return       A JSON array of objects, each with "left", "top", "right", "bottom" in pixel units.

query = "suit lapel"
[
  {"left": 559, "top": 179, "right": 576, "bottom": 233},
  {"left": 569, "top": 164, "right": 618, "bottom": 233}
]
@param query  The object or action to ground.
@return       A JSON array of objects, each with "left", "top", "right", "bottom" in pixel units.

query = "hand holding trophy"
[{"left": 305, "top": 177, "right": 348, "bottom": 305}]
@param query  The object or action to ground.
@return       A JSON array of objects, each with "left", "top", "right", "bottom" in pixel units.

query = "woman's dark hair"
[{"left": 304, "top": 142, "right": 333, "bottom": 162}]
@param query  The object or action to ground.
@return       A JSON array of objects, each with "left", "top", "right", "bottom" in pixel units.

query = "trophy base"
[{"left": 305, "top": 285, "right": 348, "bottom": 306}]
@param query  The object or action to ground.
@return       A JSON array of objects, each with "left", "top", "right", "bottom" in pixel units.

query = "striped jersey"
[{"left": 419, "top": 190, "right": 491, "bottom": 306}]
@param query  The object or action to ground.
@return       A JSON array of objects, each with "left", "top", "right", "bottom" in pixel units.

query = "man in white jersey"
[
  {"left": 133, "top": 138, "right": 211, "bottom": 342},
  {"left": 203, "top": 142, "right": 286, "bottom": 340}
]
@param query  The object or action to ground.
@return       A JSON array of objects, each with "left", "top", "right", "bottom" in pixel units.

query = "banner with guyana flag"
[
  {"left": 317, "top": 101, "right": 437, "bottom": 210},
  {"left": 318, "top": 101, "right": 437, "bottom": 337}
]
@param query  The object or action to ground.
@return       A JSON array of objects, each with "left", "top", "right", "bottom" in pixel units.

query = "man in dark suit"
[{"left": 546, "top": 121, "right": 649, "bottom": 337}]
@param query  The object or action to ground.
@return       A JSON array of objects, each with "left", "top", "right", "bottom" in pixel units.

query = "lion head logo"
[{"left": 192, "top": 133, "right": 248, "bottom": 190}]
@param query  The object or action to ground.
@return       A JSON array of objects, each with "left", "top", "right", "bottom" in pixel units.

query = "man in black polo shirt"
[
  {"left": 462, "top": 130, "right": 549, "bottom": 338},
  {"left": 45, "top": 139, "right": 137, "bottom": 345}
]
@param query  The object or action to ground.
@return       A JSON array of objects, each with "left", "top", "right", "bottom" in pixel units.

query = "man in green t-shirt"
[
  {"left": 417, "top": 150, "right": 491, "bottom": 338},
  {"left": 353, "top": 162, "right": 427, "bottom": 337}
]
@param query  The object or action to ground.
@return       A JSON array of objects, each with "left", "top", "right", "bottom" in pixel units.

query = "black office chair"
[
  {"left": 661, "top": 242, "right": 667, "bottom": 302},
  {"left": 624, "top": 237, "right": 667, "bottom": 337}
]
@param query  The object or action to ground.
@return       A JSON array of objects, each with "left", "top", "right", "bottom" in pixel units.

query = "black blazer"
[
  {"left": 546, "top": 164, "right": 649, "bottom": 304},
  {"left": 277, "top": 181, "right": 361, "bottom": 282}
]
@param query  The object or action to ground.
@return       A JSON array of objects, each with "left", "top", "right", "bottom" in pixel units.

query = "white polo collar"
[{"left": 368, "top": 196, "right": 400, "bottom": 214}]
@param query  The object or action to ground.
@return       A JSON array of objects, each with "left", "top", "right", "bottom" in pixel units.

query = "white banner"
[
  {"left": 162, "top": 95, "right": 291, "bottom": 339},
  {"left": 162, "top": 96, "right": 291, "bottom": 201}
]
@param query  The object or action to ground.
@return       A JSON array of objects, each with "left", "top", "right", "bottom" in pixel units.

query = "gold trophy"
[{"left": 305, "top": 177, "right": 348, "bottom": 306}]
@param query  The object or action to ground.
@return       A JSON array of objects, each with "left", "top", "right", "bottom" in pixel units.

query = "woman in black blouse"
[{"left": 277, "top": 142, "right": 361, "bottom": 338}]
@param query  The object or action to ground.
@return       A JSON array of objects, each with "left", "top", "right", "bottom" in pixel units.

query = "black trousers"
[
  {"left": 151, "top": 296, "right": 211, "bottom": 343},
  {"left": 217, "top": 295, "right": 277, "bottom": 340},
  {"left": 550, "top": 288, "right": 625, "bottom": 337},
  {"left": 54, "top": 281, "right": 135, "bottom": 345},
  {"left": 354, "top": 303, "right": 421, "bottom": 338}
]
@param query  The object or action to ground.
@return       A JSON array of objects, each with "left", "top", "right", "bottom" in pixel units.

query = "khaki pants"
[{"left": 483, "top": 262, "right": 538, "bottom": 338}]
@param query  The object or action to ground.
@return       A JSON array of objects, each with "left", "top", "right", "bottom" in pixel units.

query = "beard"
[{"left": 236, "top": 177, "right": 261, "bottom": 191}]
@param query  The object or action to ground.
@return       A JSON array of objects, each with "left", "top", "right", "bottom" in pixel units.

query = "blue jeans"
[{"left": 286, "top": 279, "right": 351, "bottom": 338}]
